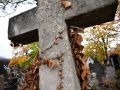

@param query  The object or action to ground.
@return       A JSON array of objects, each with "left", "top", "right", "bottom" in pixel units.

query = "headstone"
[
  {"left": 93, "top": 60, "right": 105, "bottom": 82},
  {"left": 8, "top": 0, "right": 118, "bottom": 90},
  {"left": 0, "top": 77, "right": 4, "bottom": 90},
  {"left": 106, "top": 65, "right": 116, "bottom": 81},
  {"left": 109, "top": 54, "right": 120, "bottom": 70}
]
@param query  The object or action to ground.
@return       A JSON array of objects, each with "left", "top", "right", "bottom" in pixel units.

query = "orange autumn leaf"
[
  {"left": 8, "top": 57, "right": 18, "bottom": 67},
  {"left": 61, "top": 0, "right": 72, "bottom": 8},
  {"left": 9, "top": 56, "right": 29, "bottom": 67}
]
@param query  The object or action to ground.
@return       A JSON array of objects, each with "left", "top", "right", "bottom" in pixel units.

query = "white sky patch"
[
  {"left": 0, "top": 17, "right": 12, "bottom": 58},
  {"left": 110, "top": 41, "right": 117, "bottom": 48},
  {"left": 0, "top": 2, "right": 36, "bottom": 58},
  {"left": 81, "top": 33, "right": 88, "bottom": 46}
]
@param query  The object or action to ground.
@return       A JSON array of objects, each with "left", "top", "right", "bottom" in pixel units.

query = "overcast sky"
[{"left": 0, "top": 2, "right": 36, "bottom": 58}]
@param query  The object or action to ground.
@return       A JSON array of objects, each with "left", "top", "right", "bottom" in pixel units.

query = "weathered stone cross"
[{"left": 8, "top": 0, "right": 118, "bottom": 90}]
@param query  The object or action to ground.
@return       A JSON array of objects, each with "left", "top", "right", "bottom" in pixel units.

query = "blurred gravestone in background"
[{"left": 0, "top": 77, "right": 4, "bottom": 90}]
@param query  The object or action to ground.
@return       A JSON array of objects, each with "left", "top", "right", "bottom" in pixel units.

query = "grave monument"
[{"left": 8, "top": 0, "right": 118, "bottom": 90}]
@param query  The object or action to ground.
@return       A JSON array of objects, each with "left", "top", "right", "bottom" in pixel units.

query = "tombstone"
[
  {"left": 8, "top": 0, "right": 118, "bottom": 90},
  {"left": 92, "top": 60, "right": 105, "bottom": 82},
  {"left": 109, "top": 54, "right": 120, "bottom": 70},
  {"left": 0, "top": 77, "right": 4, "bottom": 90}
]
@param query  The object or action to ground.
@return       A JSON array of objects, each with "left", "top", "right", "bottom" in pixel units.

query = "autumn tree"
[
  {"left": 9, "top": 42, "right": 39, "bottom": 67},
  {"left": 84, "top": 23, "right": 119, "bottom": 63},
  {"left": 83, "top": 1, "right": 120, "bottom": 63}
]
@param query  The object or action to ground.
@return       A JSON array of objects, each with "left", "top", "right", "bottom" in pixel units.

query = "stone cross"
[{"left": 8, "top": 0, "right": 118, "bottom": 90}]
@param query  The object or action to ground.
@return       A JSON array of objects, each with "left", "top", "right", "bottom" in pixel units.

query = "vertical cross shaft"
[{"left": 37, "top": 1, "right": 80, "bottom": 90}]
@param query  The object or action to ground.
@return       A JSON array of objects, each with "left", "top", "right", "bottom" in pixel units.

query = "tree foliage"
[
  {"left": 84, "top": 21, "right": 119, "bottom": 63},
  {"left": 83, "top": 1, "right": 120, "bottom": 63},
  {"left": 9, "top": 42, "right": 39, "bottom": 67},
  {"left": 110, "top": 44, "right": 120, "bottom": 55},
  {"left": 115, "top": 44, "right": 120, "bottom": 55}
]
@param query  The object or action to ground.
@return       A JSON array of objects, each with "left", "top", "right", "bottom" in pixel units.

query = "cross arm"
[
  {"left": 8, "top": 7, "right": 38, "bottom": 44},
  {"left": 64, "top": 0, "right": 118, "bottom": 27}
]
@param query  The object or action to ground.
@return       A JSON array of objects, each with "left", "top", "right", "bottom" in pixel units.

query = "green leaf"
[{"left": 19, "top": 57, "right": 34, "bottom": 67}]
